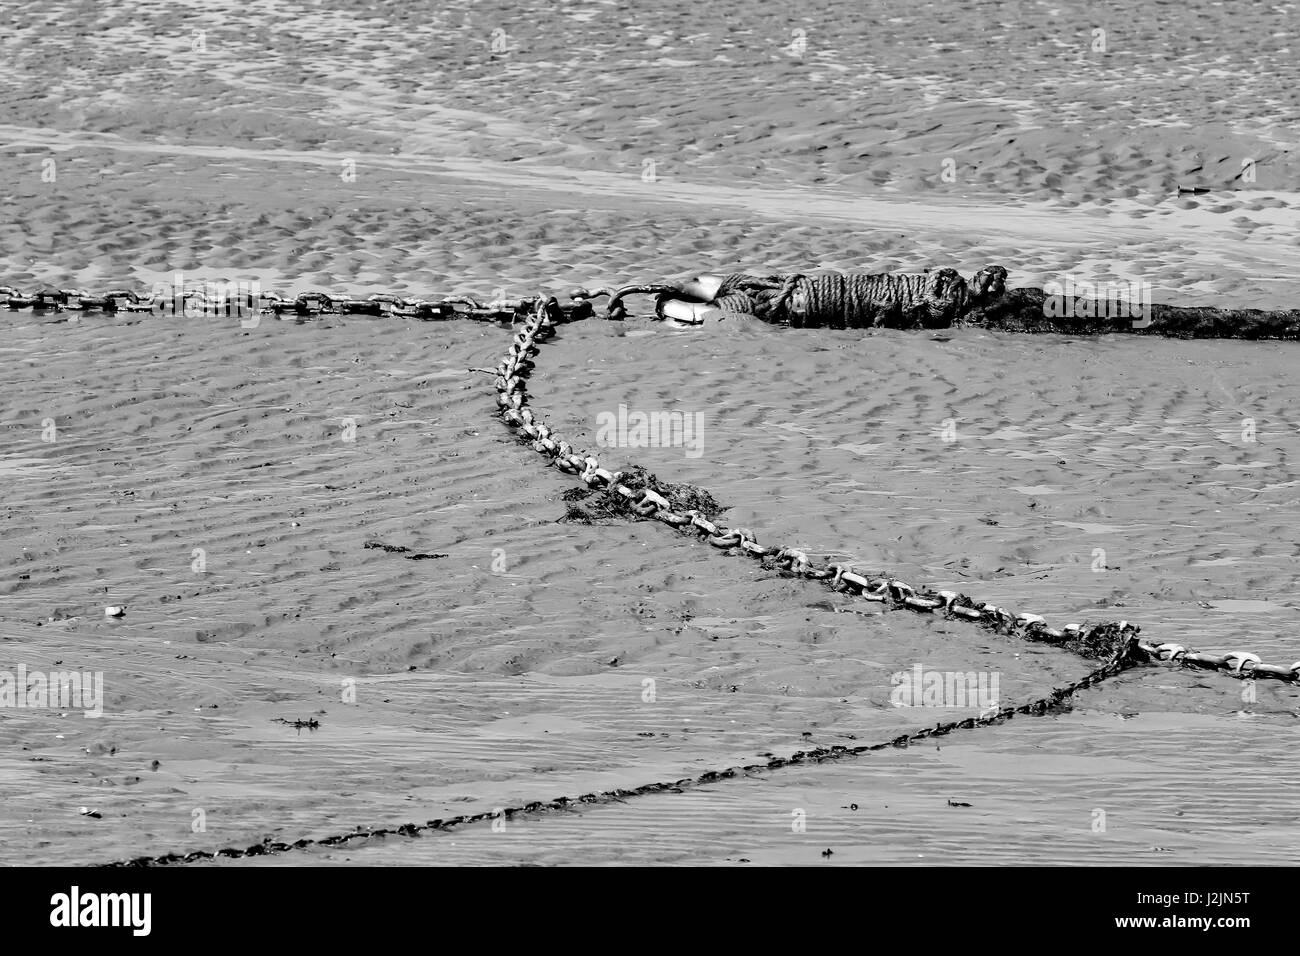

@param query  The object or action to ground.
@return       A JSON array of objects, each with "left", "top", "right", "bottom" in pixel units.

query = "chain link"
[{"left": 1132, "top": 639, "right": 1299, "bottom": 682}]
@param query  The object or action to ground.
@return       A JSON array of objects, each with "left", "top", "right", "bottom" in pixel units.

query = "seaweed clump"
[
  {"left": 557, "top": 465, "right": 729, "bottom": 525},
  {"left": 1058, "top": 620, "right": 1138, "bottom": 660}
]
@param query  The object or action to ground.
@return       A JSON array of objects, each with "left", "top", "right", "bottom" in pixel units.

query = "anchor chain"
[
  {"left": 101, "top": 292, "right": 1150, "bottom": 868},
  {"left": 11, "top": 282, "right": 1297, "bottom": 866},
  {"left": 0, "top": 282, "right": 592, "bottom": 322},
  {"left": 495, "top": 298, "right": 1300, "bottom": 682}
]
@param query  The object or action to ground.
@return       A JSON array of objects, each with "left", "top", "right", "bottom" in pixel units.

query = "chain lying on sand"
[
  {"left": 10, "top": 283, "right": 1295, "bottom": 682},
  {"left": 500, "top": 297, "right": 1300, "bottom": 683},
  {"left": 0, "top": 283, "right": 575, "bottom": 322},
  {"left": 13, "top": 267, "right": 1300, "bottom": 340},
  {"left": 114, "top": 295, "right": 1298, "bottom": 867},
  {"left": 109, "top": 644, "right": 1140, "bottom": 866},
  {"left": 588, "top": 266, "right": 1300, "bottom": 338},
  {"left": 12, "top": 282, "right": 1298, "bottom": 865}
]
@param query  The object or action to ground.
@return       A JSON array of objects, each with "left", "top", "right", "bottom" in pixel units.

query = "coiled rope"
[
  {"left": 716, "top": 270, "right": 970, "bottom": 328},
  {"left": 599, "top": 266, "right": 1010, "bottom": 329},
  {"left": 592, "top": 265, "right": 1300, "bottom": 339}
]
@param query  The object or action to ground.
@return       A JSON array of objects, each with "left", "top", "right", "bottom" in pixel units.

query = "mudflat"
[{"left": 2, "top": 0, "right": 1297, "bottom": 865}]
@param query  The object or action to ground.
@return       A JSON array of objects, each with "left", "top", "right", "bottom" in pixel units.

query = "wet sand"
[{"left": 2, "top": 0, "right": 1298, "bottom": 866}]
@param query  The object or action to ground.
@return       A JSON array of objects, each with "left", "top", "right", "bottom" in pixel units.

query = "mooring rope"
[
  {"left": 594, "top": 265, "right": 1300, "bottom": 338},
  {"left": 713, "top": 269, "right": 985, "bottom": 328},
  {"left": 597, "top": 266, "right": 1010, "bottom": 329}
]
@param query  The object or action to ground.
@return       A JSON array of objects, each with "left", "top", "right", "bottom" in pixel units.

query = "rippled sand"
[{"left": 1, "top": 0, "right": 1298, "bottom": 866}]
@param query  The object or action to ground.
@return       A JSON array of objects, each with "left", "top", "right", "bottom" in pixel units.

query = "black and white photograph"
[{"left": 0, "top": 0, "right": 1293, "bottom": 934}]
